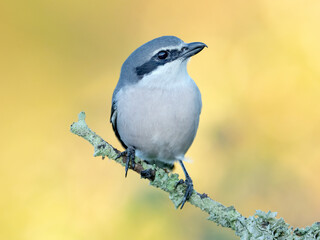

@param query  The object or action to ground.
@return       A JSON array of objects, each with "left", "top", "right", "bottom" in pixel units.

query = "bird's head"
[{"left": 119, "top": 36, "right": 207, "bottom": 86}]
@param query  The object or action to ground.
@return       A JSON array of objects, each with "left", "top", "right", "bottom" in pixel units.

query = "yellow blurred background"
[{"left": 1, "top": 0, "right": 320, "bottom": 239}]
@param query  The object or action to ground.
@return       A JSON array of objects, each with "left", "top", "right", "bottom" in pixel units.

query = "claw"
[
  {"left": 176, "top": 176, "right": 194, "bottom": 209},
  {"left": 116, "top": 146, "right": 136, "bottom": 177},
  {"left": 116, "top": 151, "right": 126, "bottom": 159},
  {"left": 175, "top": 179, "right": 184, "bottom": 189},
  {"left": 176, "top": 160, "right": 194, "bottom": 209}
]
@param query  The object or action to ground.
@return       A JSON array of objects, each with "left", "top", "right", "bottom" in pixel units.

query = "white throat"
[{"left": 138, "top": 60, "right": 191, "bottom": 89}]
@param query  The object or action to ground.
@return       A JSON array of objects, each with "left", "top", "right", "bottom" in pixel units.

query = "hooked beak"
[{"left": 180, "top": 42, "right": 208, "bottom": 59}]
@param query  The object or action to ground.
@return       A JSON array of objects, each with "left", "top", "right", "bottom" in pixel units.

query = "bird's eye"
[{"left": 157, "top": 50, "right": 169, "bottom": 60}]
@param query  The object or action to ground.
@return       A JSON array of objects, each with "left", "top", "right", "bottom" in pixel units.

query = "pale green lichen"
[
  {"left": 208, "top": 205, "right": 241, "bottom": 229},
  {"left": 149, "top": 169, "right": 184, "bottom": 208},
  {"left": 71, "top": 112, "right": 320, "bottom": 240},
  {"left": 235, "top": 211, "right": 292, "bottom": 240},
  {"left": 294, "top": 222, "right": 320, "bottom": 239}
]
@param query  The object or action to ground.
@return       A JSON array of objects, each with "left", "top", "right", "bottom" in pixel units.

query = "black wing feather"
[{"left": 110, "top": 101, "right": 127, "bottom": 149}]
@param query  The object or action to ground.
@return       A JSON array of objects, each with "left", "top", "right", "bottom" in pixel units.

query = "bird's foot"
[
  {"left": 175, "top": 175, "right": 194, "bottom": 209},
  {"left": 116, "top": 146, "right": 136, "bottom": 177}
]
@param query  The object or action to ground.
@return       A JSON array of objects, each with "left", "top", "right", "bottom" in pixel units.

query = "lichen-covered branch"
[{"left": 70, "top": 112, "right": 320, "bottom": 240}]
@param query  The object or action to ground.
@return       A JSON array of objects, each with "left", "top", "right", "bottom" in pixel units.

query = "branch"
[{"left": 70, "top": 112, "right": 320, "bottom": 240}]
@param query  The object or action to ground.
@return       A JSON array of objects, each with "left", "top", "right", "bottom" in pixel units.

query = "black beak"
[{"left": 180, "top": 42, "right": 207, "bottom": 59}]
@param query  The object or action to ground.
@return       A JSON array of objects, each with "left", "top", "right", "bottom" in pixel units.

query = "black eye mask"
[{"left": 135, "top": 49, "right": 181, "bottom": 77}]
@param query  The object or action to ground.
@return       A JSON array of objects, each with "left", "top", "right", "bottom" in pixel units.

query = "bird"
[{"left": 110, "top": 36, "right": 207, "bottom": 208}]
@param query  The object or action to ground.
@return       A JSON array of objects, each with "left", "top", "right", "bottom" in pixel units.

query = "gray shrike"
[{"left": 110, "top": 36, "right": 207, "bottom": 208}]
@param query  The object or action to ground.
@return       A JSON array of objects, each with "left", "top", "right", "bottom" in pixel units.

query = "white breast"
[{"left": 115, "top": 60, "right": 202, "bottom": 163}]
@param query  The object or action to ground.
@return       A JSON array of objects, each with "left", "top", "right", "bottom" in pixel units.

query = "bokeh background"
[{"left": 1, "top": 0, "right": 320, "bottom": 239}]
